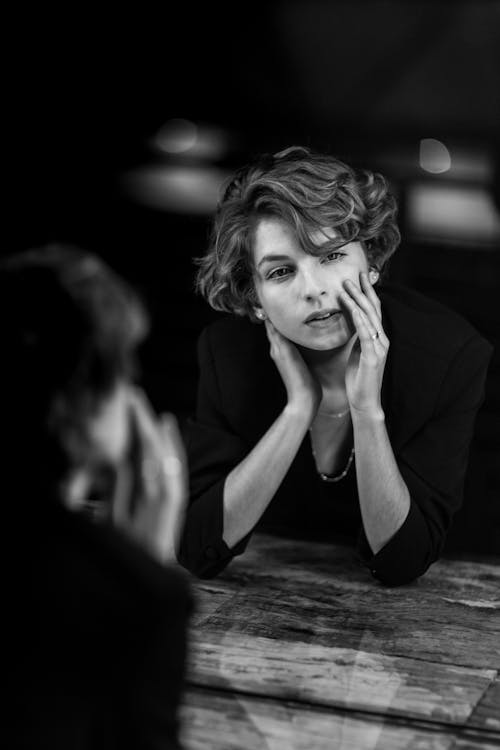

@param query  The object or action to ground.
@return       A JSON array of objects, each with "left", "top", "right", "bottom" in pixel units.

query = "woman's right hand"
[{"left": 265, "top": 320, "right": 321, "bottom": 419}]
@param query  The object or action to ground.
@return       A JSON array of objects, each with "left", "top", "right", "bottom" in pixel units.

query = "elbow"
[
  {"left": 367, "top": 496, "right": 446, "bottom": 586},
  {"left": 178, "top": 539, "right": 233, "bottom": 580},
  {"left": 370, "top": 564, "right": 429, "bottom": 587},
  {"left": 369, "top": 541, "right": 440, "bottom": 587},
  {"left": 178, "top": 555, "right": 229, "bottom": 580},
  {"left": 368, "top": 541, "right": 440, "bottom": 588},
  {"left": 190, "top": 565, "right": 227, "bottom": 580}
]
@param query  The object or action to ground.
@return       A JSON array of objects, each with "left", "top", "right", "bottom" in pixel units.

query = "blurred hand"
[
  {"left": 265, "top": 319, "right": 321, "bottom": 419},
  {"left": 111, "top": 388, "right": 188, "bottom": 565}
]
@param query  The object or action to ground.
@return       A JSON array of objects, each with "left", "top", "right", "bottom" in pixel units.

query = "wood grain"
[
  {"left": 181, "top": 687, "right": 500, "bottom": 750},
  {"left": 190, "top": 534, "right": 500, "bottom": 670},
  {"left": 185, "top": 533, "right": 500, "bottom": 746},
  {"left": 189, "top": 581, "right": 239, "bottom": 626},
  {"left": 467, "top": 677, "right": 500, "bottom": 732},
  {"left": 188, "top": 632, "right": 495, "bottom": 725}
]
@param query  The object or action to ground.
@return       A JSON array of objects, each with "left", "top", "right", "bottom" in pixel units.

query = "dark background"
[{"left": 6, "top": 2, "right": 500, "bottom": 553}]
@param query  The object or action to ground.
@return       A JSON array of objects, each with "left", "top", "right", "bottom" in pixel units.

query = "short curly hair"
[{"left": 196, "top": 146, "right": 400, "bottom": 320}]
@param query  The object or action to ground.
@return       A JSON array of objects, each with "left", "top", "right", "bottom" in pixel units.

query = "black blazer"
[
  {"left": 180, "top": 284, "right": 493, "bottom": 585},
  {"left": 7, "top": 500, "right": 192, "bottom": 750}
]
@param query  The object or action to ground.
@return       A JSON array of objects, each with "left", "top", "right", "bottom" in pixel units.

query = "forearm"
[
  {"left": 223, "top": 404, "right": 311, "bottom": 548},
  {"left": 352, "top": 409, "right": 411, "bottom": 555}
]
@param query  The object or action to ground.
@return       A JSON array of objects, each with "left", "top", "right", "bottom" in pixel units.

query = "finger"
[
  {"left": 264, "top": 318, "right": 275, "bottom": 341},
  {"left": 343, "top": 278, "right": 381, "bottom": 328},
  {"left": 111, "top": 460, "right": 134, "bottom": 526},
  {"left": 349, "top": 304, "right": 386, "bottom": 353},
  {"left": 129, "top": 413, "right": 188, "bottom": 563},
  {"left": 159, "top": 413, "right": 187, "bottom": 502},
  {"left": 264, "top": 318, "right": 278, "bottom": 352},
  {"left": 265, "top": 318, "right": 289, "bottom": 358},
  {"left": 342, "top": 280, "right": 387, "bottom": 344},
  {"left": 129, "top": 388, "right": 179, "bottom": 486},
  {"left": 340, "top": 290, "right": 378, "bottom": 340},
  {"left": 352, "top": 307, "right": 380, "bottom": 352},
  {"left": 128, "top": 387, "right": 159, "bottom": 445},
  {"left": 156, "top": 413, "right": 188, "bottom": 561},
  {"left": 360, "top": 272, "right": 382, "bottom": 315},
  {"left": 138, "top": 412, "right": 186, "bottom": 502}
]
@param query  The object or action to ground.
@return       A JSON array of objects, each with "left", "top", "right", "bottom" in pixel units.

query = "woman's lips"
[{"left": 304, "top": 310, "right": 343, "bottom": 328}]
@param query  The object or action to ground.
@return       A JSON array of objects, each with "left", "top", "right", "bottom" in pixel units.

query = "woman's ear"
[{"left": 254, "top": 308, "right": 267, "bottom": 321}]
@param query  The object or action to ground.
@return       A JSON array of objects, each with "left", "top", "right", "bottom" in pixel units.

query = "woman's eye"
[
  {"left": 267, "top": 267, "right": 292, "bottom": 280},
  {"left": 321, "top": 251, "right": 345, "bottom": 263}
]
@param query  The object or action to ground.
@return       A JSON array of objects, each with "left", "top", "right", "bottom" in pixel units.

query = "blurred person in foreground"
[
  {"left": 2, "top": 245, "right": 191, "bottom": 749},
  {"left": 180, "top": 146, "right": 493, "bottom": 585}
]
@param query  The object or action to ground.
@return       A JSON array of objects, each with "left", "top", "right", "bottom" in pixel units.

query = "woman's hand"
[
  {"left": 265, "top": 319, "right": 321, "bottom": 418},
  {"left": 340, "top": 272, "right": 389, "bottom": 419},
  {"left": 112, "top": 387, "right": 187, "bottom": 564}
]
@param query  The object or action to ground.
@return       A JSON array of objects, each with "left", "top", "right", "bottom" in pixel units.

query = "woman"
[
  {"left": 179, "top": 146, "right": 492, "bottom": 585},
  {"left": 2, "top": 244, "right": 190, "bottom": 749}
]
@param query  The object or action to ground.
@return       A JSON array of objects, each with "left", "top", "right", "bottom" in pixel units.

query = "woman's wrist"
[
  {"left": 284, "top": 397, "right": 318, "bottom": 424},
  {"left": 350, "top": 406, "right": 385, "bottom": 425}
]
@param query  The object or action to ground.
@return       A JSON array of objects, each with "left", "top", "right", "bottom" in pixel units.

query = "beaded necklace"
[
  {"left": 310, "top": 439, "right": 355, "bottom": 482},
  {"left": 310, "top": 407, "right": 354, "bottom": 483}
]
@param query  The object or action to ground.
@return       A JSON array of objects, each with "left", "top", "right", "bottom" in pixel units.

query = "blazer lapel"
[{"left": 380, "top": 290, "right": 447, "bottom": 453}]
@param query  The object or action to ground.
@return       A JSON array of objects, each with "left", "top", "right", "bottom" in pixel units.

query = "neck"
[{"left": 299, "top": 334, "right": 357, "bottom": 388}]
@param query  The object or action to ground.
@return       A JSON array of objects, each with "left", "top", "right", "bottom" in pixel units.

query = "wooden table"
[{"left": 180, "top": 533, "right": 500, "bottom": 749}]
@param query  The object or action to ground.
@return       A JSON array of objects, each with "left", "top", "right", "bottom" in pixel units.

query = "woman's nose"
[{"left": 301, "top": 266, "right": 327, "bottom": 301}]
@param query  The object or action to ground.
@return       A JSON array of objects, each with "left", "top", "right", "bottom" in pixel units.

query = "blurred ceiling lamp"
[
  {"left": 408, "top": 182, "right": 500, "bottom": 245},
  {"left": 121, "top": 164, "right": 229, "bottom": 214},
  {"left": 376, "top": 145, "right": 491, "bottom": 181},
  {"left": 419, "top": 138, "right": 451, "bottom": 174},
  {"left": 153, "top": 118, "right": 228, "bottom": 160}
]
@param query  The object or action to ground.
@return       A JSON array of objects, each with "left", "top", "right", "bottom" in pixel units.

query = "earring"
[
  {"left": 369, "top": 268, "right": 379, "bottom": 283},
  {"left": 255, "top": 309, "right": 266, "bottom": 321}
]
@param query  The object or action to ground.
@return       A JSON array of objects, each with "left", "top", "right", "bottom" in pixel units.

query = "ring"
[
  {"left": 162, "top": 455, "right": 183, "bottom": 477},
  {"left": 371, "top": 331, "right": 379, "bottom": 340},
  {"left": 143, "top": 456, "right": 182, "bottom": 484}
]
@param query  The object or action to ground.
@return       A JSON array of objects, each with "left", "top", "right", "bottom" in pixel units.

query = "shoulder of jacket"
[
  {"left": 199, "top": 314, "right": 263, "bottom": 353},
  {"left": 381, "top": 283, "right": 490, "bottom": 360}
]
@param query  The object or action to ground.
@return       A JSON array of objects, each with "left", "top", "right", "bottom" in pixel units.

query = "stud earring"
[
  {"left": 369, "top": 268, "right": 379, "bottom": 283},
  {"left": 255, "top": 310, "right": 267, "bottom": 321}
]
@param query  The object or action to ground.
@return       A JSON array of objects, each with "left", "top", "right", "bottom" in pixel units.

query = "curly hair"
[{"left": 196, "top": 146, "right": 400, "bottom": 320}]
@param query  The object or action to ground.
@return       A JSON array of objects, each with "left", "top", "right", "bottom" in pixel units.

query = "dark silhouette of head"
[{"left": 0, "top": 244, "right": 149, "bottom": 500}]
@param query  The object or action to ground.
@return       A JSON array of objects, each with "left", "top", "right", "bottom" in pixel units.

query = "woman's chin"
[
  {"left": 296, "top": 321, "right": 354, "bottom": 351},
  {"left": 294, "top": 331, "right": 353, "bottom": 354}
]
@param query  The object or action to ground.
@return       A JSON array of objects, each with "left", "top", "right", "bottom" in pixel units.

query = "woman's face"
[{"left": 252, "top": 217, "right": 372, "bottom": 350}]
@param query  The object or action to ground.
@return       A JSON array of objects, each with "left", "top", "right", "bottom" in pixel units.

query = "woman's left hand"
[{"left": 340, "top": 272, "right": 389, "bottom": 418}]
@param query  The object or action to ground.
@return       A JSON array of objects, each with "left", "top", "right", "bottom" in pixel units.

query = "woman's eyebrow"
[{"left": 257, "top": 253, "right": 292, "bottom": 269}]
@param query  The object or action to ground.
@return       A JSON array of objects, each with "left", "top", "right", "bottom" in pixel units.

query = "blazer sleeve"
[
  {"left": 178, "top": 326, "right": 252, "bottom": 578},
  {"left": 360, "top": 334, "right": 493, "bottom": 586}
]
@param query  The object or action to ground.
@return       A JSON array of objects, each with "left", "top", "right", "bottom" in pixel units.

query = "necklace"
[
  {"left": 317, "top": 407, "right": 350, "bottom": 419},
  {"left": 309, "top": 430, "right": 355, "bottom": 483}
]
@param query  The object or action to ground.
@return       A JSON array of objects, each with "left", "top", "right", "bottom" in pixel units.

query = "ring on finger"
[{"left": 162, "top": 455, "right": 183, "bottom": 477}]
